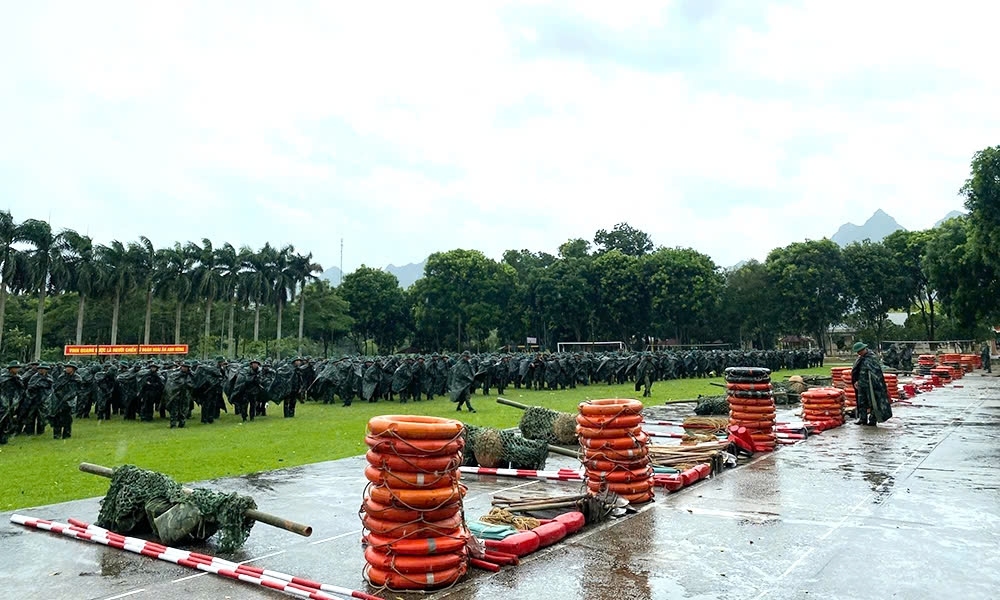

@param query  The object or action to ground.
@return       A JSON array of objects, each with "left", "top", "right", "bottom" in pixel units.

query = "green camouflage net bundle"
[
  {"left": 519, "top": 406, "right": 578, "bottom": 445},
  {"left": 499, "top": 430, "right": 549, "bottom": 470},
  {"left": 693, "top": 395, "right": 730, "bottom": 416},
  {"left": 96, "top": 464, "right": 257, "bottom": 553},
  {"left": 474, "top": 427, "right": 505, "bottom": 468}
]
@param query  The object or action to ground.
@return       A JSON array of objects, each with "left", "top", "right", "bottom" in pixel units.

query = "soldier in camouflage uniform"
[
  {"left": 49, "top": 362, "right": 81, "bottom": 439},
  {"left": 851, "top": 341, "right": 892, "bottom": 426},
  {"left": 21, "top": 363, "right": 53, "bottom": 435},
  {"left": 138, "top": 364, "right": 165, "bottom": 422},
  {"left": 0, "top": 361, "right": 25, "bottom": 444}
]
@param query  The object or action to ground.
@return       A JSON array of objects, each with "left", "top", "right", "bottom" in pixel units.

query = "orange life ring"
[
  {"left": 368, "top": 415, "right": 465, "bottom": 441},
  {"left": 576, "top": 413, "right": 644, "bottom": 428},
  {"left": 726, "top": 382, "right": 773, "bottom": 392},
  {"left": 364, "top": 564, "right": 466, "bottom": 590},
  {"left": 582, "top": 446, "right": 650, "bottom": 461},
  {"left": 727, "top": 398, "right": 775, "bottom": 408},
  {"left": 801, "top": 401, "right": 842, "bottom": 410},
  {"left": 587, "top": 479, "right": 653, "bottom": 495},
  {"left": 368, "top": 483, "right": 467, "bottom": 510},
  {"left": 582, "top": 458, "right": 649, "bottom": 472},
  {"left": 362, "top": 497, "right": 462, "bottom": 523},
  {"left": 363, "top": 546, "right": 465, "bottom": 574},
  {"left": 727, "top": 403, "right": 774, "bottom": 414},
  {"left": 585, "top": 466, "right": 653, "bottom": 483},
  {"left": 362, "top": 512, "right": 464, "bottom": 537},
  {"left": 364, "top": 531, "right": 469, "bottom": 556},
  {"left": 616, "top": 491, "right": 654, "bottom": 504},
  {"left": 727, "top": 419, "right": 775, "bottom": 429},
  {"left": 730, "top": 410, "right": 776, "bottom": 422},
  {"left": 364, "top": 465, "right": 458, "bottom": 490},
  {"left": 364, "top": 435, "right": 465, "bottom": 457},
  {"left": 366, "top": 449, "right": 462, "bottom": 473},
  {"left": 578, "top": 398, "right": 644, "bottom": 416},
  {"left": 579, "top": 432, "right": 649, "bottom": 450},
  {"left": 575, "top": 425, "right": 642, "bottom": 439},
  {"left": 802, "top": 388, "right": 843, "bottom": 400}
]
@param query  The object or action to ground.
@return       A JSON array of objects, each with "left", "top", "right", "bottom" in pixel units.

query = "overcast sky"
[{"left": 1, "top": 1, "right": 992, "bottom": 274}]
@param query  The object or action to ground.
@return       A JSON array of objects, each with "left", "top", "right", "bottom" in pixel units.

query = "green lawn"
[{"left": 0, "top": 366, "right": 840, "bottom": 510}]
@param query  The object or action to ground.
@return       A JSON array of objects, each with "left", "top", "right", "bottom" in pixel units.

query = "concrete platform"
[{"left": 2, "top": 377, "right": 998, "bottom": 600}]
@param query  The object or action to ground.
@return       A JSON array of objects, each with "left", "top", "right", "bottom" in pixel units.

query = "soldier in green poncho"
[
  {"left": 21, "top": 363, "right": 53, "bottom": 435},
  {"left": 0, "top": 361, "right": 25, "bottom": 444},
  {"left": 166, "top": 361, "right": 195, "bottom": 428},
  {"left": 138, "top": 364, "right": 165, "bottom": 422},
  {"left": 230, "top": 360, "right": 265, "bottom": 421},
  {"left": 982, "top": 344, "right": 992, "bottom": 373},
  {"left": 49, "top": 362, "right": 81, "bottom": 439},
  {"left": 851, "top": 341, "right": 892, "bottom": 426},
  {"left": 635, "top": 354, "right": 655, "bottom": 398},
  {"left": 449, "top": 351, "right": 476, "bottom": 412}
]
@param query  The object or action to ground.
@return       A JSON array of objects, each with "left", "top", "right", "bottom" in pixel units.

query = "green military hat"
[
  {"left": 5, "top": 360, "right": 21, "bottom": 369},
  {"left": 852, "top": 341, "right": 868, "bottom": 353},
  {"left": 65, "top": 361, "right": 80, "bottom": 370},
  {"left": 214, "top": 356, "right": 226, "bottom": 363},
  {"left": 37, "top": 363, "right": 51, "bottom": 370}
]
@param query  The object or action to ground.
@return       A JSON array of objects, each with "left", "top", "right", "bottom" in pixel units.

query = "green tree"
[
  {"left": 188, "top": 238, "right": 224, "bottom": 357},
  {"left": 339, "top": 266, "right": 406, "bottom": 354},
  {"left": 594, "top": 223, "right": 654, "bottom": 256},
  {"left": 842, "top": 241, "right": 910, "bottom": 347},
  {"left": 270, "top": 245, "right": 297, "bottom": 355},
  {"left": 0, "top": 211, "right": 20, "bottom": 351},
  {"left": 882, "top": 229, "right": 938, "bottom": 340},
  {"left": 130, "top": 236, "right": 157, "bottom": 345},
  {"left": 765, "top": 239, "right": 848, "bottom": 352},
  {"left": 960, "top": 146, "right": 1000, "bottom": 321},
  {"left": 288, "top": 251, "right": 323, "bottom": 356},
  {"left": 720, "top": 260, "right": 780, "bottom": 349},
  {"left": 558, "top": 238, "right": 591, "bottom": 259},
  {"left": 61, "top": 231, "right": 101, "bottom": 345},
  {"left": 592, "top": 250, "right": 649, "bottom": 346},
  {"left": 97, "top": 240, "right": 137, "bottom": 345},
  {"left": 17, "top": 219, "right": 67, "bottom": 360},
  {"left": 215, "top": 242, "right": 244, "bottom": 357},
  {"left": 241, "top": 244, "right": 275, "bottom": 342},
  {"left": 923, "top": 217, "right": 993, "bottom": 330},
  {"left": 154, "top": 243, "right": 194, "bottom": 344},
  {"left": 301, "top": 279, "right": 353, "bottom": 357},
  {"left": 646, "top": 247, "right": 723, "bottom": 344},
  {"left": 533, "top": 257, "right": 594, "bottom": 343}
]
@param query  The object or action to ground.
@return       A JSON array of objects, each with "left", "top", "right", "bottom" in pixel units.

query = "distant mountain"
[
  {"left": 386, "top": 260, "right": 426, "bottom": 289},
  {"left": 831, "top": 209, "right": 904, "bottom": 246},
  {"left": 934, "top": 210, "right": 964, "bottom": 227},
  {"left": 318, "top": 260, "right": 426, "bottom": 288}
]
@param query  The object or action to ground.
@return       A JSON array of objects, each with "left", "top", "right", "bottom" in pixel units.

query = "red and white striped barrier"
[
  {"left": 458, "top": 466, "right": 583, "bottom": 481},
  {"left": 10, "top": 515, "right": 383, "bottom": 600}
]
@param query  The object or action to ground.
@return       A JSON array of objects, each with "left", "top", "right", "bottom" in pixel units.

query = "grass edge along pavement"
[{"left": 0, "top": 366, "right": 837, "bottom": 511}]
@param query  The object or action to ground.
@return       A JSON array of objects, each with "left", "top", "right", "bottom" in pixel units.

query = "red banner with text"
[{"left": 63, "top": 344, "right": 189, "bottom": 356}]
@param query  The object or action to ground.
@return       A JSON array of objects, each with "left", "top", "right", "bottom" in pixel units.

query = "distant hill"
[
  {"left": 386, "top": 260, "right": 426, "bottom": 289},
  {"left": 934, "top": 210, "right": 965, "bottom": 227},
  {"left": 318, "top": 260, "right": 426, "bottom": 288},
  {"left": 831, "top": 209, "right": 905, "bottom": 246}
]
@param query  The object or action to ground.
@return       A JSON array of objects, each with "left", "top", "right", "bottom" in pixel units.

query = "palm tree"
[
  {"left": 271, "top": 245, "right": 297, "bottom": 356},
  {"left": 130, "top": 236, "right": 157, "bottom": 345},
  {"left": 242, "top": 244, "right": 276, "bottom": 342},
  {"left": 97, "top": 240, "right": 136, "bottom": 345},
  {"left": 61, "top": 231, "right": 101, "bottom": 345},
  {"left": 0, "top": 211, "right": 20, "bottom": 351},
  {"left": 288, "top": 251, "right": 323, "bottom": 355},
  {"left": 188, "top": 238, "right": 224, "bottom": 358},
  {"left": 17, "top": 219, "right": 67, "bottom": 360},
  {"left": 216, "top": 243, "right": 244, "bottom": 357},
  {"left": 154, "top": 243, "right": 194, "bottom": 344}
]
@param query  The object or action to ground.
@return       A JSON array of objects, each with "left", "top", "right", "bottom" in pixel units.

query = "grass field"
[{"left": 0, "top": 365, "right": 841, "bottom": 510}]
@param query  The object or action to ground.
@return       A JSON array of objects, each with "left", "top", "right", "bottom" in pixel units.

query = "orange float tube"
[
  {"left": 730, "top": 411, "right": 776, "bottom": 422},
  {"left": 583, "top": 458, "right": 648, "bottom": 472},
  {"left": 578, "top": 398, "right": 643, "bottom": 416},
  {"left": 585, "top": 467, "right": 653, "bottom": 483},
  {"left": 727, "top": 397, "right": 776, "bottom": 408},
  {"left": 727, "top": 404, "right": 775, "bottom": 415},
  {"left": 365, "top": 449, "right": 461, "bottom": 473},
  {"left": 363, "top": 546, "right": 465, "bottom": 574},
  {"left": 368, "top": 414, "right": 465, "bottom": 440},
  {"left": 575, "top": 425, "right": 642, "bottom": 439},
  {"left": 361, "top": 512, "right": 464, "bottom": 537},
  {"left": 362, "top": 497, "right": 462, "bottom": 523},
  {"left": 364, "top": 435, "right": 464, "bottom": 457},
  {"left": 582, "top": 446, "right": 650, "bottom": 461},
  {"left": 364, "top": 564, "right": 466, "bottom": 590},
  {"left": 576, "top": 413, "right": 644, "bottom": 428},
  {"left": 579, "top": 432, "right": 649, "bottom": 450},
  {"left": 368, "top": 483, "right": 467, "bottom": 509},
  {"left": 587, "top": 479, "right": 653, "bottom": 495},
  {"left": 726, "top": 382, "right": 773, "bottom": 392},
  {"left": 726, "top": 419, "right": 775, "bottom": 429},
  {"left": 364, "top": 465, "right": 458, "bottom": 490},
  {"left": 364, "top": 531, "right": 469, "bottom": 555}
]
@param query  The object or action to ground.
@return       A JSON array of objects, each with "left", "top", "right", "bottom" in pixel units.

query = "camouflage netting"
[
  {"left": 519, "top": 406, "right": 578, "bottom": 445},
  {"left": 96, "top": 465, "right": 257, "bottom": 553},
  {"left": 693, "top": 395, "right": 730, "bottom": 416},
  {"left": 463, "top": 425, "right": 549, "bottom": 470}
]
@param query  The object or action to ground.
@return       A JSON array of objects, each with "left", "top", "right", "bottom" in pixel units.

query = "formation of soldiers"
[{"left": 0, "top": 348, "right": 822, "bottom": 445}]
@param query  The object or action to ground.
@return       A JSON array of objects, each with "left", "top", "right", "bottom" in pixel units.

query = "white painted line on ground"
[
  {"left": 104, "top": 589, "right": 147, "bottom": 600},
  {"left": 308, "top": 529, "right": 361, "bottom": 546}
]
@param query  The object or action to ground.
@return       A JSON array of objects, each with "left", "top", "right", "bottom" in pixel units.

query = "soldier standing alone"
[{"left": 49, "top": 362, "right": 81, "bottom": 439}]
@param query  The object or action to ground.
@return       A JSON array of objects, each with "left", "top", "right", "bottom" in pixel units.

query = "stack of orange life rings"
[
  {"left": 725, "top": 367, "right": 775, "bottom": 452},
  {"left": 577, "top": 398, "right": 654, "bottom": 504},
  {"left": 800, "top": 387, "right": 845, "bottom": 428},
  {"left": 883, "top": 373, "right": 899, "bottom": 402},
  {"left": 830, "top": 367, "right": 850, "bottom": 389},
  {"left": 841, "top": 370, "right": 857, "bottom": 412},
  {"left": 930, "top": 367, "right": 952, "bottom": 384},
  {"left": 917, "top": 355, "right": 936, "bottom": 375},
  {"left": 361, "top": 415, "right": 470, "bottom": 591}
]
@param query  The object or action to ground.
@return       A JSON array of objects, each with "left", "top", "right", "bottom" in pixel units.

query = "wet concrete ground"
[{"left": 2, "top": 376, "right": 998, "bottom": 600}]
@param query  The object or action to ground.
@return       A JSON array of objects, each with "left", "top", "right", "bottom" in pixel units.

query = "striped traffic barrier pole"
[
  {"left": 10, "top": 515, "right": 383, "bottom": 600},
  {"left": 65, "top": 518, "right": 383, "bottom": 600},
  {"left": 458, "top": 466, "right": 583, "bottom": 481}
]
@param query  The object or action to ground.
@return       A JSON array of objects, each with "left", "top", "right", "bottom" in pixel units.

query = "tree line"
[{"left": 3, "top": 147, "right": 999, "bottom": 361}]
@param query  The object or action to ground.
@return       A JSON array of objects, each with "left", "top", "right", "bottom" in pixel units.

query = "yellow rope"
[{"left": 479, "top": 507, "right": 541, "bottom": 531}]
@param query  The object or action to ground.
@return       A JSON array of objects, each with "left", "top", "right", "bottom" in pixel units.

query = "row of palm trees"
[{"left": 0, "top": 211, "right": 323, "bottom": 360}]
